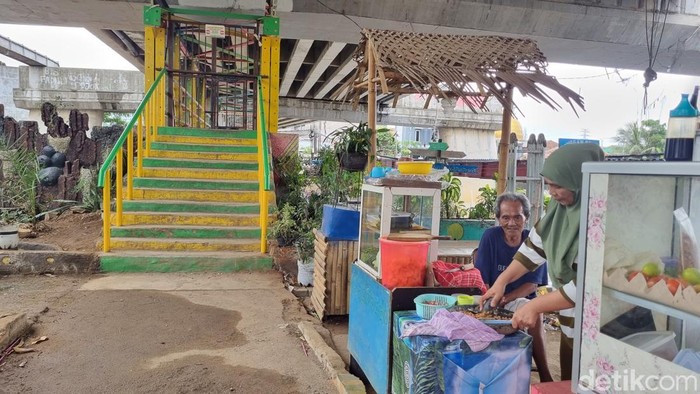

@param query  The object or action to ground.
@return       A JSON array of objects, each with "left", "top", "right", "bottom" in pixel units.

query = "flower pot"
[
  {"left": 338, "top": 152, "right": 368, "bottom": 172},
  {"left": 0, "top": 224, "right": 19, "bottom": 250}
]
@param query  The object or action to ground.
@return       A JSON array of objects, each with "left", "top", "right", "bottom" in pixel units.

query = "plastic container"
[
  {"left": 451, "top": 294, "right": 475, "bottom": 305},
  {"left": 320, "top": 204, "right": 360, "bottom": 241},
  {"left": 664, "top": 94, "right": 698, "bottom": 161},
  {"left": 673, "top": 349, "right": 700, "bottom": 373},
  {"left": 0, "top": 225, "right": 19, "bottom": 250},
  {"left": 620, "top": 331, "right": 679, "bottom": 361},
  {"left": 379, "top": 238, "right": 430, "bottom": 290},
  {"left": 397, "top": 161, "right": 434, "bottom": 175},
  {"left": 414, "top": 293, "right": 457, "bottom": 319}
]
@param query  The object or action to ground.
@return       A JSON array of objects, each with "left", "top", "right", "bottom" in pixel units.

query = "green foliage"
[
  {"left": 74, "top": 170, "right": 102, "bottom": 212},
  {"left": 103, "top": 112, "right": 132, "bottom": 127},
  {"left": 612, "top": 119, "right": 666, "bottom": 154},
  {"left": 0, "top": 142, "right": 40, "bottom": 224},
  {"left": 268, "top": 203, "right": 299, "bottom": 246},
  {"left": 440, "top": 173, "right": 468, "bottom": 218},
  {"left": 327, "top": 122, "right": 373, "bottom": 156},
  {"left": 467, "top": 184, "right": 497, "bottom": 220}
]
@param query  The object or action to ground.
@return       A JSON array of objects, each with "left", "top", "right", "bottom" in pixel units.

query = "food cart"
[{"left": 572, "top": 162, "right": 700, "bottom": 393}]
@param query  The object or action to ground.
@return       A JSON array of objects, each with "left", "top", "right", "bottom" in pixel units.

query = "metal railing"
[
  {"left": 257, "top": 76, "right": 272, "bottom": 252},
  {"left": 97, "top": 68, "right": 167, "bottom": 252}
]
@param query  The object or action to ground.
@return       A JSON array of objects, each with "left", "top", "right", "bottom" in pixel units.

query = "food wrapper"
[{"left": 674, "top": 208, "right": 699, "bottom": 271}]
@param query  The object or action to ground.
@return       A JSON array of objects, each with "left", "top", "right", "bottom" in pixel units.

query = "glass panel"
[
  {"left": 359, "top": 189, "right": 381, "bottom": 274},
  {"left": 390, "top": 194, "right": 434, "bottom": 234},
  {"left": 597, "top": 174, "right": 700, "bottom": 365}
]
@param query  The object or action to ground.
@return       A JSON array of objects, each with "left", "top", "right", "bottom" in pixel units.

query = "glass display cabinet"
[
  {"left": 356, "top": 183, "right": 441, "bottom": 279},
  {"left": 573, "top": 162, "right": 700, "bottom": 393}
]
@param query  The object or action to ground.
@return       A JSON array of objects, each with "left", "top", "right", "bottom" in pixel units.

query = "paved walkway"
[{"left": 0, "top": 272, "right": 350, "bottom": 393}]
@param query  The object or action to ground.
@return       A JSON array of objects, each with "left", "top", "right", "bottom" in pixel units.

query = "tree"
[
  {"left": 103, "top": 112, "right": 132, "bottom": 127},
  {"left": 612, "top": 119, "right": 666, "bottom": 154}
]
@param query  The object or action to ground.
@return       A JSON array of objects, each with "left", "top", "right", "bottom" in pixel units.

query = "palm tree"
[{"left": 613, "top": 119, "right": 666, "bottom": 154}]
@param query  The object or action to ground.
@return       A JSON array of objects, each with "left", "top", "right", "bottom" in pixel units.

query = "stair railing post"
[
  {"left": 137, "top": 115, "right": 144, "bottom": 177},
  {"left": 127, "top": 121, "right": 134, "bottom": 200},
  {"left": 102, "top": 170, "right": 111, "bottom": 252},
  {"left": 116, "top": 145, "right": 123, "bottom": 226}
]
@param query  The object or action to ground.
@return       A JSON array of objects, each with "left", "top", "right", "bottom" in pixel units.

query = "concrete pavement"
[{"left": 0, "top": 272, "right": 362, "bottom": 393}]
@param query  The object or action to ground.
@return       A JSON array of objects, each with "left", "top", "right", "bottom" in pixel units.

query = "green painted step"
[
  {"left": 122, "top": 200, "right": 261, "bottom": 214},
  {"left": 150, "top": 142, "right": 257, "bottom": 153},
  {"left": 110, "top": 225, "right": 262, "bottom": 239},
  {"left": 100, "top": 251, "right": 273, "bottom": 272},
  {"left": 108, "top": 237, "right": 259, "bottom": 252},
  {"left": 133, "top": 178, "right": 258, "bottom": 191},
  {"left": 142, "top": 157, "right": 258, "bottom": 171},
  {"left": 158, "top": 126, "right": 256, "bottom": 139}
]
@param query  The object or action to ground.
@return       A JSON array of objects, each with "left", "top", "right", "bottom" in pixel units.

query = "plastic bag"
[{"left": 674, "top": 208, "right": 699, "bottom": 271}]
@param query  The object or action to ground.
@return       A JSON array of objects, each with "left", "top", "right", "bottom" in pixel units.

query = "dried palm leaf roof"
[{"left": 333, "top": 29, "right": 584, "bottom": 114}]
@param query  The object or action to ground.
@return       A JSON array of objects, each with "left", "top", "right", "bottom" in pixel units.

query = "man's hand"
[{"left": 481, "top": 283, "right": 505, "bottom": 310}]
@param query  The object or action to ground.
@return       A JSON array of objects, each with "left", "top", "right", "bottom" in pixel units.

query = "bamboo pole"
[
  {"left": 367, "top": 39, "right": 377, "bottom": 168},
  {"left": 497, "top": 85, "right": 513, "bottom": 194}
]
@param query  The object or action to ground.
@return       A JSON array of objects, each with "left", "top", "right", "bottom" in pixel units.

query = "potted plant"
[
  {"left": 326, "top": 122, "right": 373, "bottom": 172},
  {"left": 268, "top": 203, "right": 300, "bottom": 247}
]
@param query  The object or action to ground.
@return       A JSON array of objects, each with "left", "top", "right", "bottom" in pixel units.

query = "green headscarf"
[{"left": 536, "top": 143, "right": 605, "bottom": 288}]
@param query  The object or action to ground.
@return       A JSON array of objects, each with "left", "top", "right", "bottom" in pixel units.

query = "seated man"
[{"left": 475, "top": 192, "right": 553, "bottom": 382}]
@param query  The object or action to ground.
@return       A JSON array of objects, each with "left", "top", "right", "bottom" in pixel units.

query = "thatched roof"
[{"left": 333, "top": 29, "right": 584, "bottom": 114}]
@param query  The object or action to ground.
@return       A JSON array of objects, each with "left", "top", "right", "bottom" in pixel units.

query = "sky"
[{"left": 1, "top": 23, "right": 698, "bottom": 147}]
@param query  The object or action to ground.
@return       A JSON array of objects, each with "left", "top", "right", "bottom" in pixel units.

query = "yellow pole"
[
  {"left": 115, "top": 146, "right": 123, "bottom": 226},
  {"left": 257, "top": 100, "right": 267, "bottom": 253},
  {"left": 262, "top": 36, "right": 280, "bottom": 133},
  {"left": 127, "top": 125, "right": 133, "bottom": 200},
  {"left": 102, "top": 170, "right": 111, "bottom": 253}
]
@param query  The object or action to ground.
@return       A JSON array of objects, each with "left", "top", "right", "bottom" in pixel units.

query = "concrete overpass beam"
[
  {"left": 280, "top": 39, "right": 313, "bottom": 96},
  {"left": 0, "top": 34, "right": 59, "bottom": 67},
  {"left": 295, "top": 42, "right": 345, "bottom": 98},
  {"left": 278, "top": 97, "right": 503, "bottom": 130},
  {"left": 313, "top": 55, "right": 356, "bottom": 100}
]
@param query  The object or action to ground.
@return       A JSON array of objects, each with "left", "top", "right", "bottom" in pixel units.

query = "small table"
[{"left": 437, "top": 240, "right": 479, "bottom": 265}]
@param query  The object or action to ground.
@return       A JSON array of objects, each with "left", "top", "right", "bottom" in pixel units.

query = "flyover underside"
[{"left": 278, "top": 97, "right": 503, "bottom": 130}]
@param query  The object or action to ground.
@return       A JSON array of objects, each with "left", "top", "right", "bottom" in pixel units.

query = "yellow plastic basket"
[{"left": 397, "top": 161, "right": 434, "bottom": 175}]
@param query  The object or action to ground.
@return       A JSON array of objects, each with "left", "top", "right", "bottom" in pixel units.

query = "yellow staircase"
[{"left": 100, "top": 126, "right": 275, "bottom": 272}]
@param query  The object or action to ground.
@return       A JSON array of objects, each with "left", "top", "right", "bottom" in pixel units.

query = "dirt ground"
[
  {"left": 23, "top": 210, "right": 103, "bottom": 252},
  {"left": 0, "top": 273, "right": 336, "bottom": 394},
  {"left": 11, "top": 212, "right": 565, "bottom": 390}
]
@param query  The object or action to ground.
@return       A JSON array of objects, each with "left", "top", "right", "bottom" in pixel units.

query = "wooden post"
[
  {"left": 497, "top": 85, "right": 513, "bottom": 194},
  {"left": 367, "top": 39, "right": 377, "bottom": 168}
]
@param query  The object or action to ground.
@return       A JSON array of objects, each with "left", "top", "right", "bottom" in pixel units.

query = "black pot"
[{"left": 338, "top": 152, "right": 368, "bottom": 172}]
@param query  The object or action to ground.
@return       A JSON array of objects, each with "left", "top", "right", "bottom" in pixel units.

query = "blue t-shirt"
[{"left": 475, "top": 226, "right": 548, "bottom": 299}]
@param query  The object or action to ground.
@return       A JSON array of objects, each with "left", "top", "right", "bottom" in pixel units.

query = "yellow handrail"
[{"left": 97, "top": 68, "right": 167, "bottom": 252}]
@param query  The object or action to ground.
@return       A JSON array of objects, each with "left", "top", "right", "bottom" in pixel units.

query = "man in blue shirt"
[{"left": 475, "top": 192, "right": 552, "bottom": 382}]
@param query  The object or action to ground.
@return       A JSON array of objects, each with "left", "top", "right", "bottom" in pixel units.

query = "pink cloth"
[{"left": 400, "top": 309, "right": 504, "bottom": 352}]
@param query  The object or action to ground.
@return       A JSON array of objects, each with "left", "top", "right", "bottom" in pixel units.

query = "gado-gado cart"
[{"left": 573, "top": 162, "right": 700, "bottom": 393}]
